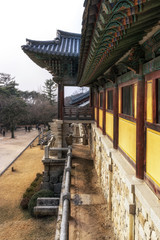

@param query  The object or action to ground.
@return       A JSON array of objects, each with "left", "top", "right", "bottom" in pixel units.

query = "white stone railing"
[
  {"left": 54, "top": 146, "right": 72, "bottom": 240},
  {"left": 60, "top": 146, "right": 72, "bottom": 240}
]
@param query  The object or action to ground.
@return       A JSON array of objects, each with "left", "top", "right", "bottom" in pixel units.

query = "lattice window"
[
  {"left": 122, "top": 85, "right": 133, "bottom": 116},
  {"left": 108, "top": 90, "right": 113, "bottom": 110}
]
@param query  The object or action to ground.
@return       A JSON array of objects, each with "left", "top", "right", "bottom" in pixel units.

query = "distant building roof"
[
  {"left": 70, "top": 91, "right": 90, "bottom": 105},
  {"left": 78, "top": 100, "right": 90, "bottom": 108},
  {"left": 22, "top": 30, "right": 81, "bottom": 58}
]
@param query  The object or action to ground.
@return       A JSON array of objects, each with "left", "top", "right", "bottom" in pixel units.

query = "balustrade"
[{"left": 63, "top": 106, "right": 94, "bottom": 120}]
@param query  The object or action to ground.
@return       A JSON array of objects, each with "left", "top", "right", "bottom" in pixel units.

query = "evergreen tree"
[
  {"left": 0, "top": 73, "right": 26, "bottom": 138},
  {"left": 0, "top": 73, "right": 19, "bottom": 96},
  {"left": 43, "top": 79, "right": 57, "bottom": 105}
]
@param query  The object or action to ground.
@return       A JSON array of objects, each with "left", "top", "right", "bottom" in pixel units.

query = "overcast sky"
[{"left": 0, "top": 0, "right": 84, "bottom": 95}]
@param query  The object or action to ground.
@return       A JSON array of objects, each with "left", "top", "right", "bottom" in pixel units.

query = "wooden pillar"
[
  {"left": 89, "top": 87, "right": 94, "bottom": 107},
  {"left": 103, "top": 89, "right": 106, "bottom": 135},
  {"left": 90, "top": 87, "right": 94, "bottom": 120},
  {"left": 58, "top": 84, "right": 61, "bottom": 120},
  {"left": 58, "top": 84, "right": 64, "bottom": 120},
  {"left": 97, "top": 90, "right": 99, "bottom": 128},
  {"left": 136, "top": 77, "right": 145, "bottom": 179},
  {"left": 113, "top": 84, "right": 118, "bottom": 149}
]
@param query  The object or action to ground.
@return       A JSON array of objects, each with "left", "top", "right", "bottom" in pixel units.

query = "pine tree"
[{"left": 43, "top": 79, "right": 57, "bottom": 105}]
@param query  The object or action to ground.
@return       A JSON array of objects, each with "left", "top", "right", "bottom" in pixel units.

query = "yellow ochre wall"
[
  {"left": 94, "top": 107, "right": 97, "bottom": 121},
  {"left": 146, "top": 80, "right": 153, "bottom": 123},
  {"left": 106, "top": 112, "right": 113, "bottom": 139},
  {"left": 146, "top": 128, "right": 160, "bottom": 187},
  {"left": 134, "top": 84, "right": 137, "bottom": 118},
  {"left": 119, "top": 118, "right": 136, "bottom": 162},
  {"left": 118, "top": 88, "right": 122, "bottom": 114},
  {"left": 99, "top": 109, "right": 103, "bottom": 129},
  {"left": 106, "top": 91, "right": 108, "bottom": 109}
]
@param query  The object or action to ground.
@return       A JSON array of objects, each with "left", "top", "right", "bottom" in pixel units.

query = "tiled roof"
[
  {"left": 22, "top": 30, "right": 81, "bottom": 58},
  {"left": 78, "top": 100, "right": 90, "bottom": 108},
  {"left": 70, "top": 91, "right": 90, "bottom": 105},
  {"left": 78, "top": 0, "right": 160, "bottom": 86}
]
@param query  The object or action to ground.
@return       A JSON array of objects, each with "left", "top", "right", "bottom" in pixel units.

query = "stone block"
[
  {"left": 37, "top": 197, "right": 59, "bottom": 206},
  {"left": 144, "top": 221, "right": 151, "bottom": 239},
  {"left": 43, "top": 176, "right": 50, "bottom": 182},
  {"left": 151, "top": 230, "right": 158, "bottom": 240},
  {"left": 49, "top": 182, "right": 62, "bottom": 194},
  {"left": 50, "top": 176, "right": 59, "bottom": 184},
  {"left": 43, "top": 171, "right": 49, "bottom": 177},
  {"left": 41, "top": 182, "right": 50, "bottom": 189},
  {"left": 44, "top": 165, "right": 49, "bottom": 171},
  {"left": 139, "top": 222, "right": 145, "bottom": 239},
  {"left": 54, "top": 183, "right": 62, "bottom": 194},
  {"left": 139, "top": 212, "right": 146, "bottom": 228},
  {"left": 34, "top": 206, "right": 58, "bottom": 216}
]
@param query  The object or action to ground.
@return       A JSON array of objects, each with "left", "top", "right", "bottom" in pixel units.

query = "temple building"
[{"left": 22, "top": 0, "right": 160, "bottom": 239}]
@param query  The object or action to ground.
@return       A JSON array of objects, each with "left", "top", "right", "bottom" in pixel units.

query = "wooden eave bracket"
[
  {"left": 89, "top": 5, "right": 98, "bottom": 16},
  {"left": 114, "top": 44, "right": 145, "bottom": 74},
  {"left": 88, "top": 15, "right": 96, "bottom": 24},
  {"left": 118, "top": 62, "right": 138, "bottom": 74},
  {"left": 91, "top": 0, "right": 100, "bottom": 5},
  {"left": 97, "top": 75, "right": 115, "bottom": 85}
]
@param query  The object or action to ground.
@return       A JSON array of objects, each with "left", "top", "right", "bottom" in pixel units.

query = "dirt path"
[
  {"left": 69, "top": 144, "right": 115, "bottom": 240},
  {"left": 0, "top": 138, "right": 56, "bottom": 240}
]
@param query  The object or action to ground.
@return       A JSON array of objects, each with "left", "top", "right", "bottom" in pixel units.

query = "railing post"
[{"left": 45, "top": 146, "right": 49, "bottom": 159}]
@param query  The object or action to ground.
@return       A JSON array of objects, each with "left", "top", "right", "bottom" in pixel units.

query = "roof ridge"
[
  {"left": 57, "top": 30, "right": 81, "bottom": 38},
  {"left": 25, "top": 30, "right": 81, "bottom": 45},
  {"left": 25, "top": 39, "right": 57, "bottom": 45}
]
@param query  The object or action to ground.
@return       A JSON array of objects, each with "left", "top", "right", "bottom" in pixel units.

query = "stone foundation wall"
[{"left": 91, "top": 123, "right": 160, "bottom": 240}]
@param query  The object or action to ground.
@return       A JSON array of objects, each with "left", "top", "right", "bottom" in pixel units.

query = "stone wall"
[{"left": 91, "top": 123, "right": 160, "bottom": 240}]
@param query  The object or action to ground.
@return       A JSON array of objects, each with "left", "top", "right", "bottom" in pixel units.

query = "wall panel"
[
  {"left": 119, "top": 118, "right": 136, "bottom": 162},
  {"left": 99, "top": 109, "right": 103, "bottom": 129},
  {"left": 106, "top": 112, "right": 113, "bottom": 139},
  {"left": 146, "top": 80, "right": 153, "bottom": 123},
  {"left": 146, "top": 128, "right": 160, "bottom": 187}
]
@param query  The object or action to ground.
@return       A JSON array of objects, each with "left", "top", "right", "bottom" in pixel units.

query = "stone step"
[
  {"left": 34, "top": 206, "right": 58, "bottom": 216},
  {"left": 37, "top": 197, "right": 59, "bottom": 206}
]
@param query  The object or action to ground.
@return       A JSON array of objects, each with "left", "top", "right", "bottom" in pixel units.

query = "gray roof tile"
[{"left": 22, "top": 30, "right": 81, "bottom": 58}]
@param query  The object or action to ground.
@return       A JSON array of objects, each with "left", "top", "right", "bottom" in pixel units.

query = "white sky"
[{"left": 0, "top": 0, "right": 84, "bottom": 95}]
